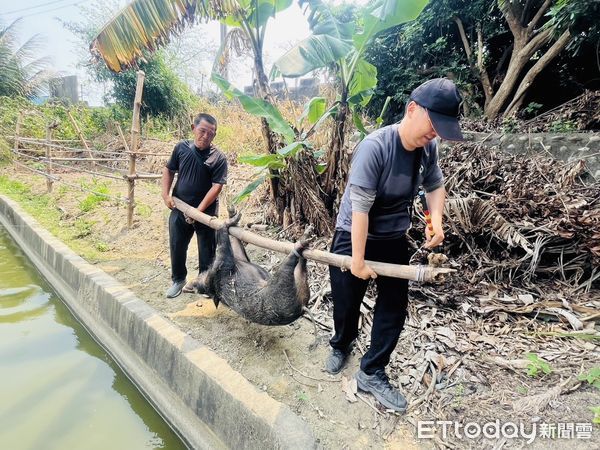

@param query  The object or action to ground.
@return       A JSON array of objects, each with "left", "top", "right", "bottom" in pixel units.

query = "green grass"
[
  {"left": 0, "top": 175, "right": 105, "bottom": 261},
  {"left": 0, "top": 137, "right": 11, "bottom": 165},
  {"left": 578, "top": 367, "right": 600, "bottom": 389},
  {"left": 136, "top": 202, "right": 153, "bottom": 218},
  {"left": 72, "top": 218, "right": 94, "bottom": 238},
  {"left": 95, "top": 241, "right": 110, "bottom": 252},
  {"left": 525, "top": 353, "right": 552, "bottom": 377},
  {"left": 78, "top": 180, "right": 112, "bottom": 212}
]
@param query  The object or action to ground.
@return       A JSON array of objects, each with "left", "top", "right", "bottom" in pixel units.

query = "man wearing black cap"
[{"left": 324, "top": 78, "right": 464, "bottom": 412}]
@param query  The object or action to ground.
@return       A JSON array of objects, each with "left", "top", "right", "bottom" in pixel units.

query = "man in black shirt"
[
  {"left": 162, "top": 113, "right": 228, "bottom": 298},
  {"left": 325, "top": 79, "right": 464, "bottom": 412}
]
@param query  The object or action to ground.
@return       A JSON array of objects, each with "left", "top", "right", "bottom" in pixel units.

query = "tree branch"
[
  {"left": 502, "top": 0, "right": 525, "bottom": 40},
  {"left": 520, "top": 0, "right": 534, "bottom": 26},
  {"left": 504, "top": 29, "right": 571, "bottom": 116},
  {"left": 520, "top": 27, "right": 552, "bottom": 59},
  {"left": 527, "top": 0, "right": 553, "bottom": 34},
  {"left": 495, "top": 44, "right": 513, "bottom": 76},
  {"left": 477, "top": 24, "right": 494, "bottom": 104},
  {"left": 454, "top": 16, "right": 472, "bottom": 63},
  {"left": 477, "top": 24, "right": 484, "bottom": 70},
  {"left": 453, "top": 17, "right": 494, "bottom": 104}
]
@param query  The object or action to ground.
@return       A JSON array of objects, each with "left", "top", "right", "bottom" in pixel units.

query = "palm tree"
[
  {"left": 90, "top": 0, "right": 289, "bottom": 112},
  {"left": 0, "top": 19, "right": 51, "bottom": 98}
]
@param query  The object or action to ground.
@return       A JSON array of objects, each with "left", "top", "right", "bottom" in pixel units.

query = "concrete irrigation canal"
[{"left": 0, "top": 226, "right": 186, "bottom": 449}]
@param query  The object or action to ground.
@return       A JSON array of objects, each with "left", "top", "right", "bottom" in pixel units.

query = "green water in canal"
[{"left": 0, "top": 227, "right": 187, "bottom": 450}]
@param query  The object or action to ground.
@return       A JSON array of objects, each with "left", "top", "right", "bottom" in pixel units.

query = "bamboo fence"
[{"left": 9, "top": 71, "right": 167, "bottom": 227}]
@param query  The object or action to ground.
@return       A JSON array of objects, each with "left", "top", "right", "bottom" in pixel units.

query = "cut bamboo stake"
[
  {"left": 173, "top": 197, "right": 455, "bottom": 282},
  {"left": 116, "top": 122, "right": 130, "bottom": 152},
  {"left": 45, "top": 124, "right": 53, "bottom": 193},
  {"left": 128, "top": 70, "right": 145, "bottom": 228},
  {"left": 67, "top": 111, "right": 94, "bottom": 163}
]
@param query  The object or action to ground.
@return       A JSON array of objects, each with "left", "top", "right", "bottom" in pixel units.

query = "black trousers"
[
  {"left": 169, "top": 209, "right": 216, "bottom": 283},
  {"left": 329, "top": 230, "right": 410, "bottom": 375}
]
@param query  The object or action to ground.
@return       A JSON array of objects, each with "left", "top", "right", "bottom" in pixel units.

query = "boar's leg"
[
  {"left": 203, "top": 213, "right": 243, "bottom": 307},
  {"left": 224, "top": 206, "right": 252, "bottom": 262},
  {"left": 293, "top": 227, "right": 312, "bottom": 308},
  {"left": 253, "top": 226, "right": 313, "bottom": 325},
  {"left": 229, "top": 235, "right": 251, "bottom": 263}
]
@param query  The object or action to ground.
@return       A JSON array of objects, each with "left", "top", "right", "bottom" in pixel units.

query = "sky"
[{"left": 0, "top": 0, "right": 368, "bottom": 106}]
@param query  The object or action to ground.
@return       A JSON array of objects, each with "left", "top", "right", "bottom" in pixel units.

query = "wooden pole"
[
  {"left": 172, "top": 197, "right": 454, "bottom": 282},
  {"left": 128, "top": 70, "right": 145, "bottom": 228},
  {"left": 45, "top": 157, "right": 125, "bottom": 162},
  {"left": 45, "top": 124, "right": 54, "bottom": 193},
  {"left": 67, "top": 111, "right": 94, "bottom": 163}
]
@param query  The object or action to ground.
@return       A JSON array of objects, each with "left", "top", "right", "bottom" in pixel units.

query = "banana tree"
[
  {"left": 213, "top": 73, "right": 335, "bottom": 232},
  {"left": 272, "top": 0, "right": 428, "bottom": 209}
]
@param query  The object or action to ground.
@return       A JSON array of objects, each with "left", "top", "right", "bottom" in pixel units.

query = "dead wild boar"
[{"left": 191, "top": 212, "right": 312, "bottom": 326}]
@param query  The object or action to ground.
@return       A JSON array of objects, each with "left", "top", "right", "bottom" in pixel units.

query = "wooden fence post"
[
  {"left": 45, "top": 124, "right": 54, "bottom": 193},
  {"left": 127, "top": 70, "right": 145, "bottom": 228}
]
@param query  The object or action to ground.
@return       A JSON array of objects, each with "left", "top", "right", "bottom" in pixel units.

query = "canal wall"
[{"left": 0, "top": 195, "right": 316, "bottom": 450}]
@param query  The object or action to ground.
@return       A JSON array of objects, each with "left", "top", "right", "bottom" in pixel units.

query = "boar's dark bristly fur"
[{"left": 195, "top": 213, "right": 312, "bottom": 326}]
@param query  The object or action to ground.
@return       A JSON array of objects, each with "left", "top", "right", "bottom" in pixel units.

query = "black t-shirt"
[{"left": 166, "top": 140, "right": 228, "bottom": 214}]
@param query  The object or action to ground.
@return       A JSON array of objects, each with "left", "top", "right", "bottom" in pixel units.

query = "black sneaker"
[
  {"left": 355, "top": 369, "right": 407, "bottom": 412},
  {"left": 324, "top": 348, "right": 349, "bottom": 374}
]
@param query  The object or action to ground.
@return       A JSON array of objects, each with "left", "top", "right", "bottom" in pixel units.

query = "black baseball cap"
[{"left": 410, "top": 78, "right": 464, "bottom": 141}]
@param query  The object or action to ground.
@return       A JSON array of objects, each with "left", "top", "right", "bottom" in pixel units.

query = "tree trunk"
[
  {"left": 323, "top": 84, "right": 349, "bottom": 213},
  {"left": 279, "top": 152, "right": 333, "bottom": 235},
  {"left": 503, "top": 29, "right": 571, "bottom": 117},
  {"left": 484, "top": 27, "right": 552, "bottom": 120},
  {"left": 455, "top": 17, "right": 494, "bottom": 108},
  {"left": 252, "top": 50, "right": 287, "bottom": 222}
]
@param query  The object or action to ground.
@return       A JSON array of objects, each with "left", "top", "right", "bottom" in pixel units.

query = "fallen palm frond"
[
  {"left": 445, "top": 196, "right": 532, "bottom": 254},
  {"left": 422, "top": 142, "right": 600, "bottom": 289}
]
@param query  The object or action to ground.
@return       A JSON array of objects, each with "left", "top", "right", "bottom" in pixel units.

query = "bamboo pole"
[
  {"left": 67, "top": 111, "right": 94, "bottom": 163},
  {"left": 124, "top": 173, "right": 162, "bottom": 180},
  {"left": 41, "top": 157, "right": 125, "bottom": 162},
  {"left": 45, "top": 124, "right": 54, "bottom": 193},
  {"left": 6, "top": 136, "right": 80, "bottom": 143},
  {"left": 128, "top": 70, "right": 145, "bottom": 228},
  {"left": 173, "top": 197, "right": 454, "bottom": 282},
  {"left": 116, "top": 122, "right": 130, "bottom": 152}
]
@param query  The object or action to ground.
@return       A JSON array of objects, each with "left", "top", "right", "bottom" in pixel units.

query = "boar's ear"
[{"left": 212, "top": 297, "right": 220, "bottom": 308}]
